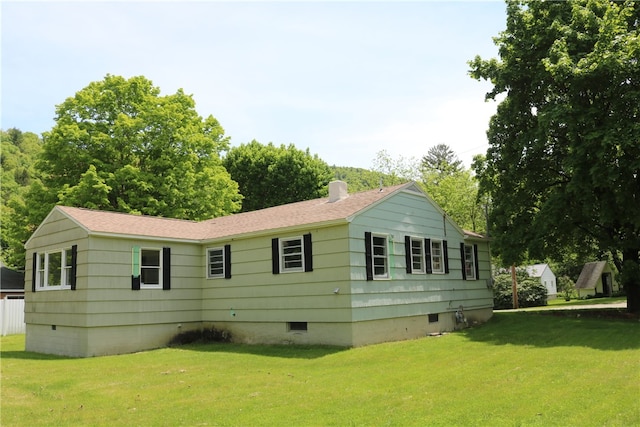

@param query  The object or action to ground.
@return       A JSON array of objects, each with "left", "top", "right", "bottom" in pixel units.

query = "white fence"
[{"left": 1, "top": 297, "right": 25, "bottom": 336}]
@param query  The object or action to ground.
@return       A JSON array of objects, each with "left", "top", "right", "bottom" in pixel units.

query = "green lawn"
[
  {"left": 2, "top": 312, "right": 638, "bottom": 426},
  {"left": 547, "top": 295, "right": 627, "bottom": 307}
]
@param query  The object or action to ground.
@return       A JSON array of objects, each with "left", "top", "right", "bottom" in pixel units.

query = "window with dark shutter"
[
  {"left": 32, "top": 253, "right": 37, "bottom": 292},
  {"left": 459, "top": 243, "right": 467, "bottom": 280},
  {"left": 404, "top": 236, "right": 412, "bottom": 274},
  {"left": 443, "top": 240, "right": 449, "bottom": 274},
  {"left": 425, "top": 238, "right": 433, "bottom": 274},
  {"left": 473, "top": 244, "right": 480, "bottom": 280}
]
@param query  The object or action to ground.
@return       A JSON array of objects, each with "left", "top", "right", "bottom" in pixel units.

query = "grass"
[{"left": 2, "top": 313, "right": 639, "bottom": 426}]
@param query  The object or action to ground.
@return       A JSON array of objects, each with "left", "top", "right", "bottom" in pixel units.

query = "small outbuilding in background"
[{"left": 575, "top": 261, "right": 619, "bottom": 298}]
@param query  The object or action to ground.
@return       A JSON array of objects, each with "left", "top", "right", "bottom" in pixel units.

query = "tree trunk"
[{"left": 622, "top": 248, "right": 640, "bottom": 314}]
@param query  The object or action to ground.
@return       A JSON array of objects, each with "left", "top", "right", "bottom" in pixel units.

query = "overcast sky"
[{"left": 2, "top": 1, "right": 506, "bottom": 169}]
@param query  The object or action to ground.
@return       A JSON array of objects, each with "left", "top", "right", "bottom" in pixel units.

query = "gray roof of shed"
[{"left": 575, "top": 261, "right": 607, "bottom": 290}]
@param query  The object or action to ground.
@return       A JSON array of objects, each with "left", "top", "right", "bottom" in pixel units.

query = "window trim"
[
  {"left": 461, "top": 243, "right": 479, "bottom": 281},
  {"left": 405, "top": 236, "right": 425, "bottom": 274},
  {"left": 430, "top": 239, "right": 446, "bottom": 275},
  {"left": 207, "top": 246, "right": 226, "bottom": 279},
  {"left": 272, "top": 234, "right": 313, "bottom": 274},
  {"left": 35, "top": 248, "right": 74, "bottom": 291},
  {"left": 368, "top": 232, "right": 390, "bottom": 280},
  {"left": 139, "top": 247, "right": 162, "bottom": 289}
]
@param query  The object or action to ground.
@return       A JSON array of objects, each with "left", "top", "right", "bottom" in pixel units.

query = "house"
[
  {"left": 24, "top": 181, "right": 494, "bottom": 357},
  {"left": 1, "top": 262, "right": 25, "bottom": 299},
  {"left": 525, "top": 263, "right": 557, "bottom": 299},
  {"left": 575, "top": 261, "right": 619, "bottom": 297}
]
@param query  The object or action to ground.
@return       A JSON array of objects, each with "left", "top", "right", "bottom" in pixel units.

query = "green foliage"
[
  {"left": 5, "top": 76, "right": 243, "bottom": 268},
  {"left": 558, "top": 275, "right": 577, "bottom": 301},
  {"left": 1, "top": 129, "right": 43, "bottom": 268},
  {"left": 493, "top": 272, "right": 548, "bottom": 309},
  {"left": 223, "top": 140, "right": 333, "bottom": 212},
  {"left": 331, "top": 166, "right": 397, "bottom": 192},
  {"left": 421, "top": 143, "right": 463, "bottom": 176},
  {"left": 371, "top": 149, "right": 420, "bottom": 183},
  {"left": 469, "top": 1, "right": 640, "bottom": 311}
]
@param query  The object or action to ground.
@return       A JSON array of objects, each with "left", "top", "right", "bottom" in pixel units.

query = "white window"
[
  {"left": 464, "top": 244, "right": 476, "bottom": 280},
  {"left": 431, "top": 240, "right": 444, "bottom": 274},
  {"left": 207, "top": 247, "right": 225, "bottom": 278},
  {"left": 372, "top": 234, "right": 389, "bottom": 279},
  {"left": 140, "top": 248, "right": 161, "bottom": 288},
  {"left": 280, "top": 237, "right": 304, "bottom": 272},
  {"left": 36, "top": 248, "right": 73, "bottom": 290},
  {"left": 410, "top": 237, "right": 425, "bottom": 274}
]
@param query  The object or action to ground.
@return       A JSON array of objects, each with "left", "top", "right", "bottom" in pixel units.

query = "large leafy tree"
[
  {"left": 7, "top": 75, "right": 242, "bottom": 268},
  {"left": 469, "top": 1, "right": 640, "bottom": 312},
  {"left": 421, "top": 143, "right": 463, "bottom": 177},
  {"left": 223, "top": 140, "right": 333, "bottom": 212},
  {"left": 1, "top": 129, "right": 43, "bottom": 268}
]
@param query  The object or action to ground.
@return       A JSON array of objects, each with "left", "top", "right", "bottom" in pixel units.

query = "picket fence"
[{"left": 1, "top": 297, "right": 25, "bottom": 336}]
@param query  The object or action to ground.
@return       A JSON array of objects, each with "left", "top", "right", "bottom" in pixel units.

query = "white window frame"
[
  {"left": 430, "top": 239, "right": 445, "bottom": 274},
  {"left": 140, "top": 247, "right": 162, "bottom": 289},
  {"left": 372, "top": 233, "right": 390, "bottom": 279},
  {"left": 409, "top": 237, "right": 425, "bottom": 274},
  {"left": 280, "top": 236, "right": 304, "bottom": 273},
  {"left": 36, "top": 248, "right": 73, "bottom": 290},
  {"left": 207, "top": 247, "right": 225, "bottom": 279},
  {"left": 464, "top": 244, "right": 476, "bottom": 280}
]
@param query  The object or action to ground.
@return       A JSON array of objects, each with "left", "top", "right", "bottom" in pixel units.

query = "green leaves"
[{"left": 469, "top": 0, "right": 640, "bottom": 310}]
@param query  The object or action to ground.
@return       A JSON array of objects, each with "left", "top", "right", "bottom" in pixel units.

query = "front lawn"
[{"left": 2, "top": 313, "right": 638, "bottom": 426}]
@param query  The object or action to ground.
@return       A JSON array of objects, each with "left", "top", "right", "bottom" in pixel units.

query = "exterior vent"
[{"left": 328, "top": 180, "right": 348, "bottom": 203}]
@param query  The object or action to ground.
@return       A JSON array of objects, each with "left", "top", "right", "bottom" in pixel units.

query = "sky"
[{"left": 1, "top": 1, "right": 506, "bottom": 170}]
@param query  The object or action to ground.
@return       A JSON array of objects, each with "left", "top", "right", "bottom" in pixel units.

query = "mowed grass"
[{"left": 2, "top": 313, "right": 638, "bottom": 426}]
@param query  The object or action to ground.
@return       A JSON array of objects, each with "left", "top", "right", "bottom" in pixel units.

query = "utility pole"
[{"left": 511, "top": 264, "right": 519, "bottom": 309}]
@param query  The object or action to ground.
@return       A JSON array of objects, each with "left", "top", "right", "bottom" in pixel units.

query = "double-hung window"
[
  {"left": 460, "top": 243, "right": 479, "bottom": 280},
  {"left": 365, "top": 232, "right": 389, "bottom": 280},
  {"left": 131, "top": 246, "right": 171, "bottom": 290},
  {"left": 430, "top": 239, "right": 445, "bottom": 274},
  {"left": 272, "top": 234, "right": 313, "bottom": 274},
  {"left": 34, "top": 247, "right": 75, "bottom": 290},
  {"left": 404, "top": 236, "right": 425, "bottom": 274},
  {"left": 207, "top": 245, "right": 231, "bottom": 279}
]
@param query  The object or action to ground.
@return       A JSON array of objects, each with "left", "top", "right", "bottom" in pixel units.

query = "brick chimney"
[{"left": 328, "top": 180, "right": 348, "bottom": 203}]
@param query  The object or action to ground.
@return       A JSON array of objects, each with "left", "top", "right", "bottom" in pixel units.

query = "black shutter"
[
  {"left": 460, "top": 243, "right": 467, "bottom": 280},
  {"left": 272, "top": 238, "right": 280, "bottom": 274},
  {"left": 425, "top": 238, "right": 433, "bottom": 274},
  {"left": 304, "top": 233, "right": 313, "bottom": 272},
  {"left": 365, "top": 232, "right": 373, "bottom": 281},
  {"left": 132, "top": 276, "right": 141, "bottom": 290},
  {"left": 404, "top": 236, "right": 412, "bottom": 274},
  {"left": 473, "top": 244, "right": 480, "bottom": 280},
  {"left": 163, "top": 247, "right": 171, "bottom": 290},
  {"left": 70, "top": 245, "right": 78, "bottom": 290},
  {"left": 443, "top": 240, "right": 449, "bottom": 274},
  {"left": 224, "top": 244, "right": 232, "bottom": 279},
  {"left": 32, "top": 253, "right": 37, "bottom": 292}
]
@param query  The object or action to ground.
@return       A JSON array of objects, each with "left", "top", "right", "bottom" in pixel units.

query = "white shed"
[{"left": 526, "top": 264, "right": 557, "bottom": 300}]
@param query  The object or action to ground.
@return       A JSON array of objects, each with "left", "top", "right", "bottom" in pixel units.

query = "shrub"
[
  {"left": 493, "top": 273, "right": 548, "bottom": 309},
  {"left": 169, "top": 327, "right": 232, "bottom": 346}
]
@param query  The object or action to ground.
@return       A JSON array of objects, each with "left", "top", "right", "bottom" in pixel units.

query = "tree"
[
  {"left": 223, "top": 140, "right": 333, "bottom": 212},
  {"left": 5, "top": 76, "right": 242, "bottom": 269},
  {"left": 1, "top": 129, "right": 43, "bottom": 268},
  {"left": 371, "top": 150, "right": 420, "bottom": 184},
  {"left": 469, "top": 1, "right": 640, "bottom": 312},
  {"left": 421, "top": 143, "right": 463, "bottom": 178},
  {"left": 36, "top": 74, "right": 241, "bottom": 220}
]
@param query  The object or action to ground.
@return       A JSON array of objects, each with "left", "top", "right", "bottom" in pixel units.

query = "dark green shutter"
[
  {"left": 365, "top": 232, "right": 373, "bottom": 281},
  {"left": 443, "top": 240, "right": 449, "bottom": 274},
  {"left": 404, "top": 236, "right": 412, "bottom": 274},
  {"left": 272, "top": 238, "right": 280, "bottom": 274},
  {"left": 224, "top": 244, "right": 232, "bottom": 279},
  {"left": 473, "top": 244, "right": 479, "bottom": 280},
  {"left": 460, "top": 243, "right": 467, "bottom": 280},
  {"left": 163, "top": 247, "right": 171, "bottom": 290},
  {"left": 70, "top": 245, "right": 78, "bottom": 290},
  {"left": 303, "top": 233, "right": 313, "bottom": 272},
  {"left": 32, "top": 253, "right": 37, "bottom": 292}
]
